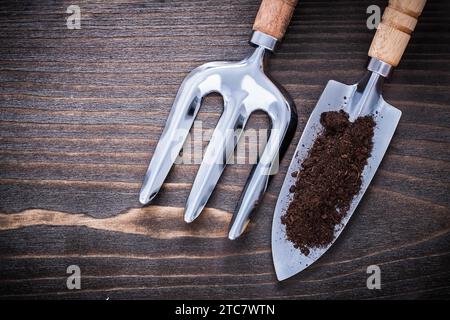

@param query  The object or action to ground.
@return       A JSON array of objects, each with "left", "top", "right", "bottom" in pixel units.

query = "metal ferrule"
[
  {"left": 250, "top": 30, "right": 278, "bottom": 51},
  {"left": 367, "top": 57, "right": 394, "bottom": 78}
]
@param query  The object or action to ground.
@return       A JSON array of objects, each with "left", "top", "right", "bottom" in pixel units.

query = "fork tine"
[
  {"left": 228, "top": 102, "right": 295, "bottom": 239},
  {"left": 139, "top": 75, "right": 205, "bottom": 205},
  {"left": 184, "top": 103, "right": 247, "bottom": 223}
]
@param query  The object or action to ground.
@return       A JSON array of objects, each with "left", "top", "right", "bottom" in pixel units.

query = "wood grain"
[
  {"left": 369, "top": 0, "right": 427, "bottom": 66},
  {"left": 0, "top": 0, "right": 449, "bottom": 299},
  {"left": 253, "top": 0, "right": 298, "bottom": 40}
]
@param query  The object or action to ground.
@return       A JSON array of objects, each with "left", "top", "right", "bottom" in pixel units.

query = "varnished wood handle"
[
  {"left": 369, "top": 0, "right": 426, "bottom": 67},
  {"left": 253, "top": 0, "right": 298, "bottom": 40}
]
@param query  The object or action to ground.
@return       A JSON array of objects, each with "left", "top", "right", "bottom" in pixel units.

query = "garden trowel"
[{"left": 272, "top": 0, "right": 427, "bottom": 281}]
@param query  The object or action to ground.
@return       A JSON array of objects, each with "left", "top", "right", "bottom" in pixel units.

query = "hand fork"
[{"left": 139, "top": 0, "right": 299, "bottom": 239}]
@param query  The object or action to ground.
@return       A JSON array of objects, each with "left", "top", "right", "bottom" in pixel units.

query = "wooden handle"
[
  {"left": 369, "top": 0, "right": 426, "bottom": 67},
  {"left": 253, "top": 0, "right": 298, "bottom": 40}
]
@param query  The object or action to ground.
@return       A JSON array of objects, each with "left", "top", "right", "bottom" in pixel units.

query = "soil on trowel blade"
[{"left": 281, "top": 110, "right": 376, "bottom": 255}]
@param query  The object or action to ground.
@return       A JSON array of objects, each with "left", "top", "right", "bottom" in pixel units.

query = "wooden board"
[{"left": 0, "top": 0, "right": 449, "bottom": 299}]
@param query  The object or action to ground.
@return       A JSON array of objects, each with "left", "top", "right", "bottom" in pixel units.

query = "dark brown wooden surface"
[{"left": 0, "top": 0, "right": 449, "bottom": 299}]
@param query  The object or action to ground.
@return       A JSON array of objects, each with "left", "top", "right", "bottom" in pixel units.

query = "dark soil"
[{"left": 281, "top": 110, "right": 376, "bottom": 255}]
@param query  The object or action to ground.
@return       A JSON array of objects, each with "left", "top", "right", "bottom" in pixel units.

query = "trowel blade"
[{"left": 272, "top": 79, "right": 402, "bottom": 281}]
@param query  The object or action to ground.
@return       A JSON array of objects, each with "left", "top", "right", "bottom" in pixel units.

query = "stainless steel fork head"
[{"left": 139, "top": 31, "right": 297, "bottom": 240}]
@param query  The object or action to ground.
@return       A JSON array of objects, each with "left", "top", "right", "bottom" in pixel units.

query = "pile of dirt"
[{"left": 281, "top": 110, "right": 375, "bottom": 255}]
